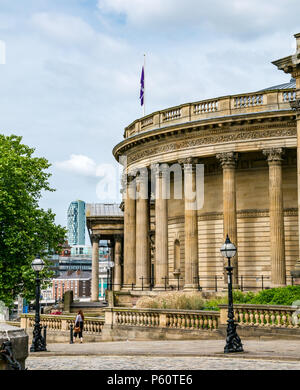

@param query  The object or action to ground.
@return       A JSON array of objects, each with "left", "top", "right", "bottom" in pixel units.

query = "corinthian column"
[
  {"left": 154, "top": 165, "right": 169, "bottom": 289},
  {"left": 216, "top": 152, "right": 239, "bottom": 286},
  {"left": 136, "top": 169, "right": 150, "bottom": 289},
  {"left": 179, "top": 158, "right": 199, "bottom": 290},
  {"left": 91, "top": 234, "right": 100, "bottom": 301},
  {"left": 123, "top": 173, "right": 136, "bottom": 288},
  {"left": 263, "top": 148, "right": 286, "bottom": 287},
  {"left": 113, "top": 235, "right": 122, "bottom": 291}
]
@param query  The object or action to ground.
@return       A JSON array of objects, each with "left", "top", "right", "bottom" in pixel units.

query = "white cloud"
[
  {"left": 31, "top": 12, "right": 96, "bottom": 44},
  {"left": 55, "top": 154, "right": 97, "bottom": 177},
  {"left": 97, "top": 0, "right": 300, "bottom": 38}
]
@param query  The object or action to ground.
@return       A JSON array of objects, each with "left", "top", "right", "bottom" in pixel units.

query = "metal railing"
[{"left": 108, "top": 274, "right": 298, "bottom": 293}]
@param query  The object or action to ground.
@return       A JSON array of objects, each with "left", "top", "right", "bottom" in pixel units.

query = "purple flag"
[{"left": 140, "top": 66, "right": 144, "bottom": 106}]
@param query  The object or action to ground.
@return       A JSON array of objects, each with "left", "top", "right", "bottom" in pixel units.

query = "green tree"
[{"left": 0, "top": 135, "right": 67, "bottom": 307}]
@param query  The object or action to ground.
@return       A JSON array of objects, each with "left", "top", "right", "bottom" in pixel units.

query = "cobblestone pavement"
[{"left": 26, "top": 356, "right": 300, "bottom": 370}]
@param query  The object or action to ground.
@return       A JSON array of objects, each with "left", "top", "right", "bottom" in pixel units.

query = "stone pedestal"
[{"left": 0, "top": 323, "right": 28, "bottom": 370}]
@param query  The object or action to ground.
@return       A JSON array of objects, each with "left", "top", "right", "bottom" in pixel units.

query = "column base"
[
  {"left": 135, "top": 285, "right": 151, "bottom": 290},
  {"left": 153, "top": 285, "right": 168, "bottom": 290},
  {"left": 183, "top": 284, "right": 200, "bottom": 291},
  {"left": 270, "top": 283, "right": 287, "bottom": 288}
]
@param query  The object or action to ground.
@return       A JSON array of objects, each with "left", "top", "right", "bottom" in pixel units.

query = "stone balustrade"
[
  {"left": 194, "top": 99, "right": 218, "bottom": 114},
  {"left": 20, "top": 314, "right": 105, "bottom": 335},
  {"left": 219, "top": 304, "right": 300, "bottom": 328},
  {"left": 107, "top": 304, "right": 300, "bottom": 332},
  {"left": 282, "top": 90, "right": 296, "bottom": 102},
  {"left": 162, "top": 108, "right": 182, "bottom": 122},
  {"left": 19, "top": 305, "right": 300, "bottom": 342},
  {"left": 233, "top": 94, "right": 263, "bottom": 108},
  {"left": 123, "top": 89, "right": 295, "bottom": 138},
  {"left": 106, "top": 308, "right": 219, "bottom": 331}
]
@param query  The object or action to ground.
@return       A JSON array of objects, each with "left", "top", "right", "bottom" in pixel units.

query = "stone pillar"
[
  {"left": 216, "top": 152, "right": 239, "bottom": 286},
  {"left": 179, "top": 158, "right": 199, "bottom": 290},
  {"left": 123, "top": 174, "right": 136, "bottom": 288},
  {"left": 113, "top": 235, "right": 122, "bottom": 291},
  {"left": 136, "top": 170, "right": 150, "bottom": 289},
  {"left": 91, "top": 234, "right": 100, "bottom": 302},
  {"left": 263, "top": 148, "right": 286, "bottom": 287},
  {"left": 154, "top": 166, "right": 169, "bottom": 289}
]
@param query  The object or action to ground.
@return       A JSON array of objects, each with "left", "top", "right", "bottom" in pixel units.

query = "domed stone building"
[{"left": 87, "top": 33, "right": 300, "bottom": 300}]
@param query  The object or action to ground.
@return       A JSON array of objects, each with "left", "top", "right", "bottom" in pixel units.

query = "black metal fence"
[{"left": 107, "top": 274, "right": 298, "bottom": 293}]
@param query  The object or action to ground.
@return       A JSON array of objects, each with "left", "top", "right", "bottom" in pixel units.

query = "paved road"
[
  {"left": 30, "top": 339, "right": 300, "bottom": 360},
  {"left": 26, "top": 355, "right": 300, "bottom": 370},
  {"left": 25, "top": 339, "right": 300, "bottom": 371}
]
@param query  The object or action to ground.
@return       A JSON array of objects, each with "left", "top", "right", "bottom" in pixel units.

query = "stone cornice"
[{"left": 113, "top": 112, "right": 296, "bottom": 162}]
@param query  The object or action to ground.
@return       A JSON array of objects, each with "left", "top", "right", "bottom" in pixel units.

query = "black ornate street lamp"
[
  {"left": 30, "top": 255, "right": 47, "bottom": 352},
  {"left": 220, "top": 235, "right": 244, "bottom": 353}
]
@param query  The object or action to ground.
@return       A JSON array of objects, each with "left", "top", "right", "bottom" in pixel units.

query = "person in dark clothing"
[{"left": 74, "top": 310, "right": 84, "bottom": 343}]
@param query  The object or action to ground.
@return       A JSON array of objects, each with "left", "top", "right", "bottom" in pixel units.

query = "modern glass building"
[{"left": 67, "top": 200, "right": 86, "bottom": 245}]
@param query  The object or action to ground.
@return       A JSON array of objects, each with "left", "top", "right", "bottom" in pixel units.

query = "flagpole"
[{"left": 143, "top": 53, "right": 145, "bottom": 117}]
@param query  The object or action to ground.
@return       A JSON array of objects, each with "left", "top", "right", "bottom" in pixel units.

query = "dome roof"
[{"left": 259, "top": 78, "right": 296, "bottom": 91}]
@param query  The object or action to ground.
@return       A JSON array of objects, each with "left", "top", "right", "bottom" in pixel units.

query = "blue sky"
[{"left": 1, "top": 0, "right": 300, "bottom": 233}]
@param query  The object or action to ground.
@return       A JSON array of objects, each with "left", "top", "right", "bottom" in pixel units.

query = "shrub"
[
  {"left": 134, "top": 286, "right": 300, "bottom": 311},
  {"left": 135, "top": 292, "right": 205, "bottom": 310},
  {"left": 250, "top": 286, "right": 300, "bottom": 306}
]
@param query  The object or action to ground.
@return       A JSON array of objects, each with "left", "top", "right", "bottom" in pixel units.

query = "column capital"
[
  {"left": 290, "top": 98, "right": 300, "bottom": 112},
  {"left": 135, "top": 167, "right": 149, "bottom": 182},
  {"left": 151, "top": 163, "right": 169, "bottom": 178},
  {"left": 120, "top": 171, "right": 136, "bottom": 195},
  {"left": 114, "top": 234, "right": 123, "bottom": 243},
  {"left": 127, "top": 172, "right": 137, "bottom": 184},
  {"left": 178, "top": 157, "right": 199, "bottom": 165},
  {"left": 216, "top": 152, "right": 238, "bottom": 169},
  {"left": 263, "top": 148, "right": 285, "bottom": 164},
  {"left": 91, "top": 234, "right": 100, "bottom": 244}
]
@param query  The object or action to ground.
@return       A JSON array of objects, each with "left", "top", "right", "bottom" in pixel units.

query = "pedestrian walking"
[{"left": 74, "top": 310, "right": 84, "bottom": 343}]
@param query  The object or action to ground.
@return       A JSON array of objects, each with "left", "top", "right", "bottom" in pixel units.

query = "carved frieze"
[{"left": 126, "top": 125, "right": 296, "bottom": 165}]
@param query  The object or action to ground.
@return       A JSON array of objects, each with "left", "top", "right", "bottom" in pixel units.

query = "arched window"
[{"left": 174, "top": 240, "right": 181, "bottom": 271}]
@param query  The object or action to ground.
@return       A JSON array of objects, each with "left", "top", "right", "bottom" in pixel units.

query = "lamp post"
[
  {"left": 30, "top": 255, "right": 47, "bottom": 352},
  {"left": 54, "top": 282, "right": 58, "bottom": 305},
  {"left": 220, "top": 235, "right": 243, "bottom": 353}
]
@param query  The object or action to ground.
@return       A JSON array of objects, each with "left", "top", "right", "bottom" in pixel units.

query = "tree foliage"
[{"left": 0, "top": 135, "right": 66, "bottom": 307}]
